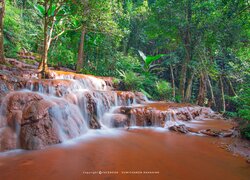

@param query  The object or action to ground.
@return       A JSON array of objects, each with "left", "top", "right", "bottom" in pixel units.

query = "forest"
[
  {"left": 0, "top": 0, "right": 249, "bottom": 138},
  {"left": 0, "top": 1, "right": 250, "bottom": 179}
]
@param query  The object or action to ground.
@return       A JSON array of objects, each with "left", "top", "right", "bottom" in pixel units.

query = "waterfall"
[{"left": 0, "top": 70, "right": 206, "bottom": 151}]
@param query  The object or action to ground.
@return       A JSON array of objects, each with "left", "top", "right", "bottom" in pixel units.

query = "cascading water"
[
  {"left": 0, "top": 71, "right": 149, "bottom": 150},
  {"left": 0, "top": 70, "right": 210, "bottom": 151}
]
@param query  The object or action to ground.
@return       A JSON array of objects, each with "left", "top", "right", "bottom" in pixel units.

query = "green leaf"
[
  {"left": 48, "top": 4, "right": 57, "bottom": 17},
  {"left": 34, "top": 4, "right": 45, "bottom": 17},
  {"left": 145, "top": 54, "right": 166, "bottom": 67},
  {"left": 138, "top": 50, "right": 166, "bottom": 68},
  {"left": 140, "top": 88, "right": 152, "bottom": 98},
  {"left": 138, "top": 50, "right": 146, "bottom": 61}
]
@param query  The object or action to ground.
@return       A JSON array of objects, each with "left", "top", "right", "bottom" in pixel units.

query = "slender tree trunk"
[
  {"left": 226, "top": 77, "right": 237, "bottom": 96},
  {"left": 197, "top": 72, "right": 207, "bottom": 106},
  {"left": 179, "top": 62, "right": 187, "bottom": 100},
  {"left": 38, "top": 18, "right": 49, "bottom": 75},
  {"left": 206, "top": 74, "right": 216, "bottom": 109},
  {"left": 38, "top": 1, "right": 49, "bottom": 76},
  {"left": 170, "top": 65, "right": 175, "bottom": 98},
  {"left": 179, "top": 0, "right": 192, "bottom": 101},
  {"left": 185, "top": 72, "right": 194, "bottom": 102},
  {"left": 220, "top": 76, "right": 226, "bottom": 113},
  {"left": 76, "top": 26, "right": 86, "bottom": 72},
  {"left": 0, "top": 0, "right": 5, "bottom": 64}
]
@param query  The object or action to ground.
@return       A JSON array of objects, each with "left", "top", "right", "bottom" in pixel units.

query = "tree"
[
  {"left": 0, "top": 0, "right": 5, "bottom": 63},
  {"left": 75, "top": 0, "right": 121, "bottom": 72},
  {"left": 35, "top": 0, "right": 72, "bottom": 75}
]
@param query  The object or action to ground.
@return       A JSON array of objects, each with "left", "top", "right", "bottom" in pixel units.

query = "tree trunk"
[
  {"left": 76, "top": 26, "right": 86, "bottom": 72},
  {"left": 170, "top": 65, "right": 175, "bottom": 98},
  {"left": 185, "top": 72, "right": 194, "bottom": 102},
  {"left": 38, "top": 0, "right": 60, "bottom": 77},
  {"left": 206, "top": 74, "right": 216, "bottom": 109},
  {"left": 226, "top": 77, "right": 237, "bottom": 96},
  {"left": 197, "top": 72, "right": 207, "bottom": 106},
  {"left": 179, "top": 0, "right": 192, "bottom": 101},
  {"left": 220, "top": 76, "right": 226, "bottom": 113},
  {"left": 179, "top": 62, "right": 187, "bottom": 100},
  {"left": 38, "top": 1, "right": 49, "bottom": 76},
  {"left": 38, "top": 20, "right": 49, "bottom": 76},
  {"left": 0, "top": 0, "right": 5, "bottom": 64}
]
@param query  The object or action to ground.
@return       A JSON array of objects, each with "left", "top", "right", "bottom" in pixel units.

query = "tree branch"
[{"left": 51, "top": 25, "right": 82, "bottom": 40}]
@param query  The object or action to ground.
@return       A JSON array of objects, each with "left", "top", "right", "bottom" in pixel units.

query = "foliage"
[
  {"left": 115, "top": 52, "right": 142, "bottom": 74},
  {"left": 138, "top": 50, "right": 166, "bottom": 71},
  {"left": 48, "top": 43, "right": 76, "bottom": 68},
  {"left": 4, "top": 1, "right": 41, "bottom": 57},
  {"left": 237, "top": 85, "right": 250, "bottom": 139},
  {"left": 240, "top": 124, "right": 250, "bottom": 140},
  {"left": 226, "top": 83, "right": 250, "bottom": 139},
  {"left": 155, "top": 81, "right": 173, "bottom": 101},
  {"left": 117, "top": 70, "right": 142, "bottom": 91}
]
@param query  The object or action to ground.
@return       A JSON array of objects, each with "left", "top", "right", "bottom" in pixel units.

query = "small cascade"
[{"left": 0, "top": 69, "right": 212, "bottom": 152}]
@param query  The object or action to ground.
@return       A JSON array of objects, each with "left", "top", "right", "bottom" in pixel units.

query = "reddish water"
[
  {"left": 0, "top": 129, "right": 249, "bottom": 180},
  {"left": 145, "top": 102, "right": 192, "bottom": 110}
]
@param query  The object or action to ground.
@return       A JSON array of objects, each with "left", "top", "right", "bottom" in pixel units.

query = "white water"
[{"left": 0, "top": 72, "right": 204, "bottom": 151}]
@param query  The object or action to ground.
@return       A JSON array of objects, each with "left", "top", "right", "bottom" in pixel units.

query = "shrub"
[
  {"left": 140, "top": 72, "right": 157, "bottom": 96},
  {"left": 117, "top": 70, "right": 142, "bottom": 91},
  {"left": 4, "top": 1, "right": 42, "bottom": 57},
  {"left": 114, "top": 52, "right": 142, "bottom": 74},
  {"left": 240, "top": 123, "right": 250, "bottom": 140},
  {"left": 48, "top": 43, "right": 76, "bottom": 68},
  {"left": 155, "top": 80, "right": 172, "bottom": 101},
  {"left": 228, "top": 84, "right": 250, "bottom": 139}
]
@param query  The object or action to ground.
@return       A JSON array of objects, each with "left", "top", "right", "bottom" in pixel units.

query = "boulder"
[
  {"left": 169, "top": 125, "right": 189, "bottom": 134},
  {"left": 200, "top": 129, "right": 234, "bottom": 137}
]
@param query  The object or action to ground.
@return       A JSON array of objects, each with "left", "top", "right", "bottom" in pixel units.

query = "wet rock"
[
  {"left": 116, "top": 91, "right": 136, "bottom": 106},
  {"left": 129, "top": 107, "right": 167, "bottom": 127},
  {"left": 199, "top": 129, "right": 234, "bottom": 137},
  {"left": 20, "top": 102, "right": 61, "bottom": 150},
  {"left": 111, "top": 114, "right": 129, "bottom": 128},
  {"left": 115, "top": 106, "right": 132, "bottom": 114},
  {"left": 0, "top": 92, "right": 61, "bottom": 150},
  {"left": 176, "top": 112, "right": 190, "bottom": 121},
  {"left": 200, "top": 129, "right": 221, "bottom": 137},
  {"left": 0, "top": 92, "right": 89, "bottom": 150},
  {"left": 221, "top": 131, "right": 233, "bottom": 137},
  {"left": 0, "top": 71, "right": 26, "bottom": 96},
  {"left": 83, "top": 92, "right": 101, "bottom": 129},
  {"left": 0, "top": 127, "right": 18, "bottom": 151},
  {"left": 186, "top": 127, "right": 200, "bottom": 134},
  {"left": 175, "top": 108, "right": 193, "bottom": 121},
  {"left": 209, "top": 113, "right": 224, "bottom": 119},
  {"left": 6, "top": 92, "right": 42, "bottom": 112},
  {"left": 2, "top": 92, "right": 44, "bottom": 135},
  {"left": 89, "top": 115, "right": 101, "bottom": 129},
  {"left": 169, "top": 125, "right": 189, "bottom": 134},
  {"left": 25, "top": 79, "right": 73, "bottom": 96},
  {"left": 134, "top": 92, "right": 147, "bottom": 104},
  {"left": 97, "top": 76, "right": 114, "bottom": 89}
]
